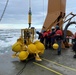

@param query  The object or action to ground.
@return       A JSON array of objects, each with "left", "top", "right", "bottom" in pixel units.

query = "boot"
[
  {"left": 73, "top": 55, "right": 76, "bottom": 58},
  {"left": 58, "top": 51, "right": 61, "bottom": 55}
]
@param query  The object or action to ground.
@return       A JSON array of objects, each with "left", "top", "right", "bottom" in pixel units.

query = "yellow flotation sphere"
[
  {"left": 53, "top": 43, "right": 59, "bottom": 50},
  {"left": 12, "top": 42, "right": 22, "bottom": 52},
  {"left": 33, "top": 40, "right": 40, "bottom": 44},
  {"left": 19, "top": 51, "right": 29, "bottom": 60},
  {"left": 27, "top": 44, "right": 37, "bottom": 53},
  {"left": 35, "top": 42, "right": 45, "bottom": 54}
]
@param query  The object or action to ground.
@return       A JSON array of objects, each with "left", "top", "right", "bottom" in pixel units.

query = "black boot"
[
  {"left": 58, "top": 51, "right": 61, "bottom": 55},
  {"left": 45, "top": 45, "right": 48, "bottom": 49},
  {"left": 73, "top": 55, "right": 76, "bottom": 58}
]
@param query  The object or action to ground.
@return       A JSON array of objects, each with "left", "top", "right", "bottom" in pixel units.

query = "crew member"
[
  {"left": 43, "top": 29, "right": 51, "bottom": 49},
  {"left": 36, "top": 31, "right": 44, "bottom": 44},
  {"left": 51, "top": 26, "right": 56, "bottom": 46},
  {"left": 72, "top": 41, "right": 76, "bottom": 58},
  {"left": 55, "top": 25, "right": 63, "bottom": 55}
]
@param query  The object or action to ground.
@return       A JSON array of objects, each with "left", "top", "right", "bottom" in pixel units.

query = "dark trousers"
[
  {"left": 56, "top": 40, "right": 62, "bottom": 55},
  {"left": 45, "top": 37, "right": 51, "bottom": 49},
  {"left": 40, "top": 38, "right": 44, "bottom": 44}
]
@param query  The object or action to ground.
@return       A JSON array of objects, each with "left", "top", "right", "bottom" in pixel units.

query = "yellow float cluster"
[{"left": 12, "top": 39, "right": 45, "bottom": 61}]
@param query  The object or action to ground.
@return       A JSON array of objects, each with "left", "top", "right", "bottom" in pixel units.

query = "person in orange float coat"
[
  {"left": 36, "top": 31, "right": 44, "bottom": 44},
  {"left": 55, "top": 25, "right": 63, "bottom": 55},
  {"left": 48, "top": 27, "right": 56, "bottom": 49},
  {"left": 43, "top": 29, "right": 51, "bottom": 49},
  {"left": 50, "top": 27, "right": 56, "bottom": 47}
]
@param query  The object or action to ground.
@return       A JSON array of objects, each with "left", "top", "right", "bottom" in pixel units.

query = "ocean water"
[
  {"left": 0, "top": 29, "right": 21, "bottom": 54},
  {"left": 0, "top": 28, "right": 76, "bottom": 54},
  {"left": 0, "top": 29, "right": 41, "bottom": 54}
]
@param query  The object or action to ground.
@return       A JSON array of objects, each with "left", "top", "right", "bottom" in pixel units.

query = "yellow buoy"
[
  {"left": 27, "top": 44, "right": 37, "bottom": 53},
  {"left": 19, "top": 51, "right": 29, "bottom": 61},
  {"left": 53, "top": 43, "right": 59, "bottom": 50},
  {"left": 35, "top": 42, "right": 45, "bottom": 54},
  {"left": 12, "top": 42, "right": 22, "bottom": 52}
]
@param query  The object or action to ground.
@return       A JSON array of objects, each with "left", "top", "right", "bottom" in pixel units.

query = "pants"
[
  {"left": 57, "top": 40, "right": 62, "bottom": 55},
  {"left": 45, "top": 37, "right": 51, "bottom": 49}
]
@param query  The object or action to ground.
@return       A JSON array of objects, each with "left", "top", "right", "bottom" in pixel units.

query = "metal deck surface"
[{"left": 0, "top": 47, "right": 76, "bottom": 75}]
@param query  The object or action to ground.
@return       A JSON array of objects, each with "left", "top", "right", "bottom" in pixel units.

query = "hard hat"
[
  {"left": 53, "top": 43, "right": 59, "bottom": 50},
  {"left": 36, "top": 31, "right": 40, "bottom": 34},
  {"left": 51, "top": 26, "right": 55, "bottom": 29},
  {"left": 19, "top": 51, "right": 29, "bottom": 60},
  {"left": 55, "top": 25, "right": 59, "bottom": 29}
]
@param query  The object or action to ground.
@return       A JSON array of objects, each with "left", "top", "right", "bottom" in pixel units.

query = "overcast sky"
[{"left": 0, "top": 0, "right": 76, "bottom": 29}]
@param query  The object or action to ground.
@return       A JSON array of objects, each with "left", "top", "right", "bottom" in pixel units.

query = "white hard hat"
[{"left": 51, "top": 26, "right": 55, "bottom": 29}]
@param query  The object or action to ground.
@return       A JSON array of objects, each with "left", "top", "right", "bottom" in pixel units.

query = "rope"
[
  {"left": 0, "top": 0, "right": 9, "bottom": 21},
  {"left": 43, "top": 0, "right": 45, "bottom": 21}
]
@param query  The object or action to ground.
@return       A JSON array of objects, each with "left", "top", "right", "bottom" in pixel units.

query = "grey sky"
[{"left": 0, "top": 0, "right": 76, "bottom": 29}]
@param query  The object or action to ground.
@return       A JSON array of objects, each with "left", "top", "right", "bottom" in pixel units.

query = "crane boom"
[{"left": 42, "top": 0, "right": 66, "bottom": 31}]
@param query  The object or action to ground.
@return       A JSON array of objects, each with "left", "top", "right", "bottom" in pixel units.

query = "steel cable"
[{"left": 0, "top": 0, "right": 9, "bottom": 21}]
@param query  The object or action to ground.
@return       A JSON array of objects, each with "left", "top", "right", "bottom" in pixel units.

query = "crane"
[{"left": 42, "top": 0, "right": 76, "bottom": 48}]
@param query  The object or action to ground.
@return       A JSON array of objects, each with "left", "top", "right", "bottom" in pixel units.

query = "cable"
[
  {"left": 43, "top": 0, "right": 45, "bottom": 21},
  {"left": 16, "top": 57, "right": 34, "bottom": 75},
  {"left": 0, "top": 0, "right": 9, "bottom": 21},
  {"left": 16, "top": 61, "right": 28, "bottom": 75},
  {"left": 29, "top": 0, "right": 31, "bottom": 8}
]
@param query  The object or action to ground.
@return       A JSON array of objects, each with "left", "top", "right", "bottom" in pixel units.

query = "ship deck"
[{"left": 0, "top": 46, "right": 76, "bottom": 75}]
